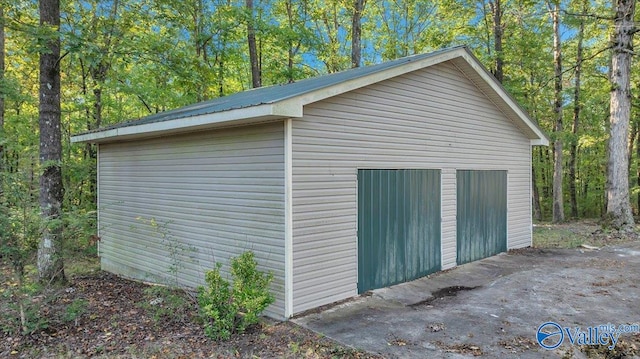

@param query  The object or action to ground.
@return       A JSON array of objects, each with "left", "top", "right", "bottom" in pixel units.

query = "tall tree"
[
  {"left": 310, "top": 0, "right": 350, "bottom": 72},
  {"left": 246, "top": 0, "right": 261, "bottom": 88},
  {"left": 0, "top": 4, "right": 5, "bottom": 251},
  {"left": 569, "top": 0, "right": 587, "bottom": 218},
  {"left": 372, "top": 0, "right": 438, "bottom": 60},
  {"left": 38, "top": 0, "right": 65, "bottom": 283},
  {"left": 637, "top": 128, "right": 640, "bottom": 211},
  {"left": 0, "top": 4, "right": 4, "bottom": 169},
  {"left": 67, "top": 0, "right": 122, "bottom": 207},
  {"left": 550, "top": 1, "right": 564, "bottom": 223},
  {"left": 351, "top": 0, "right": 364, "bottom": 68},
  {"left": 279, "top": 0, "right": 310, "bottom": 83},
  {"left": 488, "top": 0, "right": 503, "bottom": 82},
  {"left": 606, "top": 0, "right": 636, "bottom": 230}
]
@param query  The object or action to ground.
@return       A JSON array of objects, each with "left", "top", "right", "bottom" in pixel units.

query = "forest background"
[{"left": 0, "top": 0, "right": 638, "bottom": 274}]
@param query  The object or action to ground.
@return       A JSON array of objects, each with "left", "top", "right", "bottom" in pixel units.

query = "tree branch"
[
  {"left": 534, "top": 45, "right": 612, "bottom": 95},
  {"left": 118, "top": 80, "right": 153, "bottom": 114},
  {"left": 561, "top": 9, "right": 614, "bottom": 21}
]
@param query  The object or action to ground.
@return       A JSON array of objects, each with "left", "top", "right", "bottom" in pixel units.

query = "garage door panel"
[
  {"left": 358, "top": 169, "right": 441, "bottom": 293},
  {"left": 457, "top": 170, "right": 507, "bottom": 265}
]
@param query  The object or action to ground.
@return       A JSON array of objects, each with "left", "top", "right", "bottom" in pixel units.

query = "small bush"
[
  {"left": 1, "top": 297, "right": 49, "bottom": 335},
  {"left": 0, "top": 281, "right": 49, "bottom": 336},
  {"left": 197, "top": 251, "right": 274, "bottom": 340}
]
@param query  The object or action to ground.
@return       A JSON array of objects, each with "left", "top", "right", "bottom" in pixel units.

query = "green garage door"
[
  {"left": 457, "top": 170, "right": 507, "bottom": 265},
  {"left": 358, "top": 169, "right": 441, "bottom": 293}
]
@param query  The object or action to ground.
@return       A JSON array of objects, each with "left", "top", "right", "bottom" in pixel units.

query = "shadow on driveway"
[{"left": 294, "top": 243, "right": 640, "bottom": 358}]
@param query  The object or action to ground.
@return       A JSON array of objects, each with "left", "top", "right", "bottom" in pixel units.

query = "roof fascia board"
[
  {"left": 71, "top": 102, "right": 302, "bottom": 143},
  {"left": 295, "top": 49, "right": 464, "bottom": 106},
  {"left": 458, "top": 51, "right": 550, "bottom": 146}
]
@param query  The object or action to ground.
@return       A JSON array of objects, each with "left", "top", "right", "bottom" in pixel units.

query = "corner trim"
[
  {"left": 284, "top": 118, "right": 294, "bottom": 318},
  {"left": 96, "top": 144, "right": 101, "bottom": 257}
]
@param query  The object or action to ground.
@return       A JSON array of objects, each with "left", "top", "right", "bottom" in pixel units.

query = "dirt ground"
[{"left": 0, "top": 266, "right": 378, "bottom": 358}]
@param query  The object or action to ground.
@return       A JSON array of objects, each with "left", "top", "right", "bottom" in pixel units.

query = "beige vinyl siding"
[
  {"left": 291, "top": 62, "right": 532, "bottom": 314},
  {"left": 98, "top": 122, "right": 286, "bottom": 318},
  {"left": 441, "top": 168, "right": 457, "bottom": 270}
]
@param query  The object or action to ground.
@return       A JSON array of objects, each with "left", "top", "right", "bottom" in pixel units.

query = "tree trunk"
[
  {"left": 351, "top": 0, "right": 364, "bottom": 68},
  {"left": 0, "top": 5, "right": 4, "bottom": 167},
  {"left": 0, "top": 3, "right": 3, "bottom": 118},
  {"left": 551, "top": 2, "right": 564, "bottom": 223},
  {"left": 489, "top": 0, "right": 503, "bottom": 82},
  {"left": 532, "top": 166, "right": 542, "bottom": 221},
  {"left": 246, "top": 0, "right": 261, "bottom": 88},
  {"left": 606, "top": 0, "right": 636, "bottom": 230},
  {"left": 217, "top": 52, "right": 224, "bottom": 97},
  {"left": 285, "top": 0, "right": 301, "bottom": 83},
  {"left": 569, "top": 1, "right": 586, "bottom": 219},
  {"left": 0, "top": 5, "right": 5, "bottom": 251},
  {"left": 629, "top": 120, "right": 638, "bottom": 213},
  {"left": 637, "top": 129, "right": 640, "bottom": 212},
  {"left": 38, "top": 0, "right": 65, "bottom": 284},
  {"left": 629, "top": 120, "right": 637, "bottom": 175}
]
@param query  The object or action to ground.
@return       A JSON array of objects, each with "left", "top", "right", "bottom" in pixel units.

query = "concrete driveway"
[{"left": 294, "top": 242, "right": 640, "bottom": 358}]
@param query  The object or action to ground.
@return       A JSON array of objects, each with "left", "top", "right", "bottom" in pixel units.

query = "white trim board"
[{"left": 283, "top": 118, "right": 294, "bottom": 318}]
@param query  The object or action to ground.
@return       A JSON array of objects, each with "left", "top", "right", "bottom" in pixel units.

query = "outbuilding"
[{"left": 72, "top": 46, "right": 549, "bottom": 319}]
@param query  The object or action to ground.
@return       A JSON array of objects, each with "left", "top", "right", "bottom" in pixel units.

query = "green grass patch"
[
  {"left": 533, "top": 220, "right": 608, "bottom": 249},
  {"left": 64, "top": 254, "right": 100, "bottom": 277},
  {"left": 533, "top": 225, "right": 585, "bottom": 248}
]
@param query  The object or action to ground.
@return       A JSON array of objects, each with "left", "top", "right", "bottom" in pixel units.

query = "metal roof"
[
  {"left": 79, "top": 47, "right": 464, "bottom": 133},
  {"left": 71, "top": 46, "right": 549, "bottom": 145}
]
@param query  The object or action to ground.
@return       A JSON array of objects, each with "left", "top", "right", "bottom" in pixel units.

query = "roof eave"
[{"left": 71, "top": 101, "right": 303, "bottom": 144}]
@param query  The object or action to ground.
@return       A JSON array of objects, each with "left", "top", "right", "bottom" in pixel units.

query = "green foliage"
[
  {"left": 1, "top": 262, "right": 91, "bottom": 336},
  {"left": 197, "top": 263, "right": 236, "bottom": 340},
  {"left": 0, "top": 273, "right": 48, "bottom": 336},
  {"left": 197, "top": 251, "right": 274, "bottom": 341},
  {"left": 63, "top": 298, "right": 88, "bottom": 323},
  {"left": 63, "top": 207, "right": 98, "bottom": 256},
  {"left": 138, "top": 286, "right": 193, "bottom": 327},
  {"left": 230, "top": 251, "right": 275, "bottom": 330},
  {"left": 4, "top": 298, "right": 50, "bottom": 335},
  {"left": 0, "top": 170, "right": 42, "bottom": 280}
]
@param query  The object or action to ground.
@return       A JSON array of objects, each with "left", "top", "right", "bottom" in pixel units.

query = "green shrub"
[
  {"left": 197, "top": 263, "right": 236, "bottom": 340},
  {"left": 0, "top": 280, "right": 49, "bottom": 336},
  {"left": 197, "top": 251, "right": 274, "bottom": 340},
  {"left": 1, "top": 297, "right": 49, "bottom": 335}
]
